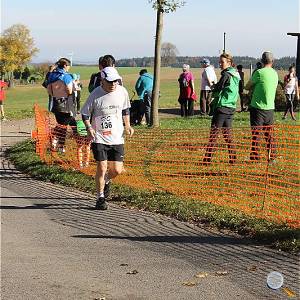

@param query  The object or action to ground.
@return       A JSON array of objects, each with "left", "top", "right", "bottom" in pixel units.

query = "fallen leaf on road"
[
  {"left": 282, "top": 287, "right": 297, "bottom": 298},
  {"left": 194, "top": 272, "right": 209, "bottom": 278},
  {"left": 215, "top": 271, "right": 229, "bottom": 276},
  {"left": 127, "top": 270, "right": 138, "bottom": 275},
  {"left": 247, "top": 265, "right": 258, "bottom": 272},
  {"left": 182, "top": 281, "right": 197, "bottom": 287}
]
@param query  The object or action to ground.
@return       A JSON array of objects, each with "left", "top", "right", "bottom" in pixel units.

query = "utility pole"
[
  {"left": 68, "top": 52, "right": 74, "bottom": 66},
  {"left": 223, "top": 32, "right": 226, "bottom": 53},
  {"left": 287, "top": 33, "right": 300, "bottom": 80}
]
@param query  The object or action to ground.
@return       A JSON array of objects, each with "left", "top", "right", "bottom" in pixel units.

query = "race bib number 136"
[{"left": 101, "top": 115, "right": 112, "bottom": 129}]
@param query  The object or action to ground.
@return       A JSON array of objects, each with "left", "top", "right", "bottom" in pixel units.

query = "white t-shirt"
[
  {"left": 201, "top": 65, "right": 217, "bottom": 91},
  {"left": 81, "top": 85, "right": 131, "bottom": 145},
  {"left": 285, "top": 75, "right": 297, "bottom": 95}
]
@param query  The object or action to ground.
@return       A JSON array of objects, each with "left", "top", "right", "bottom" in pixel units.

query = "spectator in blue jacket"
[{"left": 135, "top": 69, "right": 153, "bottom": 126}]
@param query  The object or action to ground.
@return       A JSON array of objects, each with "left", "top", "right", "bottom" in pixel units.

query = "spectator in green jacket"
[
  {"left": 245, "top": 51, "right": 278, "bottom": 162},
  {"left": 203, "top": 53, "right": 240, "bottom": 164}
]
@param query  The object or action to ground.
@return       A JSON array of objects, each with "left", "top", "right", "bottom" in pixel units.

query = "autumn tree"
[
  {"left": 149, "top": 0, "right": 185, "bottom": 127},
  {"left": 33, "top": 63, "right": 51, "bottom": 78},
  {"left": 161, "top": 42, "right": 179, "bottom": 66},
  {"left": 0, "top": 24, "right": 39, "bottom": 85}
]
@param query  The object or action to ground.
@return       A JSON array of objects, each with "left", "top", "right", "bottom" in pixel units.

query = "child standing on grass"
[
  {"left": 76, "top": 120, "right": 91, "bottom": 168},
  {"left": 0, "top": 79, "right": 8, "bottom": 121},
  {"left": 72, "top": 74, "right": 83, "bottom": 114}
]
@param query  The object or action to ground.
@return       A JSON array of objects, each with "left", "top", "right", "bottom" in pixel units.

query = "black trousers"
[
  {"left": 200, "top": 90, "right": 212, "bottom": 115},
  {"left": 283, "top": 94, "right": 295, "bottom": 117},
  {"left": 138, "top": 92, "right": 152, "bottom": 125},
  {"left": 180, "top": 99, "right": 194, "bottom": 117},
  {"left": 203, "top": 108, "right": 236, "bottom": 163},
  {"left": 76, "top": 91, "right": 81, "bottom": 111},
  {"left": 53, "top": 112, "right": 77, "bottom": 146}
]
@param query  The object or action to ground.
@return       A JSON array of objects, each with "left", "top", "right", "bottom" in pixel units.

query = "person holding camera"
[
  {"left": 282, "top": 65, "right": 298, "bottom": 121},
  {"left": 47, "top": 58, "right": 77, "bottom": 153}
]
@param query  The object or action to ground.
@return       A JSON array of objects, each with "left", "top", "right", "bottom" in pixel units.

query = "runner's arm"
[
  {"left": 81, "top": 94, "right": 95, "bottom": 138},
  {"left": 82, "top": 115, "right": 95, "bottom": 139},
  {"left": 296, "top": 78, "right": 300, "bottom": 100},
  {"left": 122, "top": 108, "right": 134, "bottom": 137}
]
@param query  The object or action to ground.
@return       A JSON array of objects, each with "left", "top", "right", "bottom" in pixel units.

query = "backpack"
[{"left": 179, "top": 74, "right": 190, "bottom": 88}]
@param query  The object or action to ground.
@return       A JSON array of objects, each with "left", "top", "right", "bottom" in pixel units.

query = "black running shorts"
[
  {"left": 249, "top": 108, "right": 274, "bottom": 127},
  {"left": 91, "top": 143, "right": 124, "bottom": 162}
]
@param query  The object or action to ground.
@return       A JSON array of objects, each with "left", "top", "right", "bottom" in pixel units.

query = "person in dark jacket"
[
  {"left": 203, "top": 53, "right": 240, "bottom": 164},
  {"left": 88, "top": 55, "right": 122, "bottom": 93},
  {"left": 236, "top": 64, "right": 245, "bottom": 111},
  {"left": 135, "top": 69, "right": 153, "bottom": 125}
]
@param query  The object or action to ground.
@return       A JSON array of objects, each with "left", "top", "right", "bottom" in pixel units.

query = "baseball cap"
[
  {"left": 101, "top": 67, "right": 121, "bottom": 82},
  {"left": 200, "top": 58, "right": 210, "bottom": 65},
  {"left": 261, "top": 51, "right": 274, "bottom": 64}
]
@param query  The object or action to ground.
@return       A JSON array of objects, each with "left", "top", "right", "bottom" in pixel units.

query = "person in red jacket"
[
  {"left": 0, "top": 80, "right": 8, "bottom": 121},
  {"left": 178, "top": 64, "right": 196, "bottom": 117}
]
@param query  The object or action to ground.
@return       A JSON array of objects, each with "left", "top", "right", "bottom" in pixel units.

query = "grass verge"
[{"left": 7, "top": 139, "right": 300, "bottom": 254}]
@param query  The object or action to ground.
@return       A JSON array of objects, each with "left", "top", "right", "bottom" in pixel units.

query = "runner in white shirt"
[{"left": 81, "top": 66, "right": 134, "bottom": 210}]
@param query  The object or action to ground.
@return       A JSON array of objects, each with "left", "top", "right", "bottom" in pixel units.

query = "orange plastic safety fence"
[{"left": 33, "top": 105, "right": 300, "bottom": 227}]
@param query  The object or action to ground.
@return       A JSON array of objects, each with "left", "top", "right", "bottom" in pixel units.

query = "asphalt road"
[{"left": 0, "top": 119, "right": 299, "bottom": 300}]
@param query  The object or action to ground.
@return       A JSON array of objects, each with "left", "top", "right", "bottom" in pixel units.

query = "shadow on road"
[
  {"left": 72, "top": 234, "right": 254, "bottom": 246},
  {"left": 1, "top": 156, "right": 299, "bottom": 300}
]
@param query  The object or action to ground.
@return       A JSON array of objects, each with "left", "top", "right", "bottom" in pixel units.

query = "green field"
[
  {"left": 5, "top": 66, "right": 300, "bottom": 252},
  {"left": 4, "top": 66, "right": 296, "bottom": 126}
]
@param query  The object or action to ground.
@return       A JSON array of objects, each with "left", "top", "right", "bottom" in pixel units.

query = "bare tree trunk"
[
  {"left": 8, "top": 72, "right": 14, "bottom": 88},
  {"left": 151, "top": 5, "right": 163, "bottom": 127}
]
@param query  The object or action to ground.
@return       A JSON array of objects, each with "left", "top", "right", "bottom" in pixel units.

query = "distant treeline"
[{"left": 116, "top": 56, "right": 296, "bottom": 70}]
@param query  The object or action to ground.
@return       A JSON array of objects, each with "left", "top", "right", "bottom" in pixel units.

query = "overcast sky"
[{"left": 2, "top": 0, "right": 300, "bottom": 63}]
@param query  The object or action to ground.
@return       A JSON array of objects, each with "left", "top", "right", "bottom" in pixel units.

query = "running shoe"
[{"left": 95, "top": 197, "right": 108, "bottom": 210}]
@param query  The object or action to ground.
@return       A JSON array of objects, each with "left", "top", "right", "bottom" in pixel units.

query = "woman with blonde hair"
[{"left": 203, "top": 53, "right": 240, "bottom": 164}]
